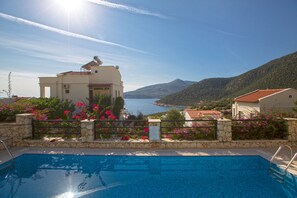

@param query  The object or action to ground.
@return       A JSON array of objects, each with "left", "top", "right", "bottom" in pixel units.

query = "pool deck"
[{"left": 1, "top": 147, "right": 297, "bottom": 176}]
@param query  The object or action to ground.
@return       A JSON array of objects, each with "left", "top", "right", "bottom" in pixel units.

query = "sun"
[{"left": 54, "top": 0, "right": 82, "bottom": 12}]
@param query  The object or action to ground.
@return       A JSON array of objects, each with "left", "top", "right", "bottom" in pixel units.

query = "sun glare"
[{"left": 54, "top": 0, "right": 83, "bottom": 12}]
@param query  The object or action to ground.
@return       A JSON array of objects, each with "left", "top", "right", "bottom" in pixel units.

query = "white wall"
[
  {"left": 39, "top": 65, "right": 124, "bottom": 104},
  {"left": 232, "top": 102, "right": 260, "bottom": 119},
  {"left": 260, "top": 88, "right": 297, "bottom": 114}
]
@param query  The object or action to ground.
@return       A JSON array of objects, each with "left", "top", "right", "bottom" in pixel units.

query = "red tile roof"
[
  {"left": 234, "top": 89, "right": 287, "bottom": 103},
  {"left": 185, "top": 109, "right": 221, "bottom": 119}
]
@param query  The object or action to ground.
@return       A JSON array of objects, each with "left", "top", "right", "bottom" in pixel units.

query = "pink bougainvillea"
[{"left": 75, "top": 101, "right": 85, "bottom": 108}]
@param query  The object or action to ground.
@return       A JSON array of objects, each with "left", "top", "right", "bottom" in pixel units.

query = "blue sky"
[{"left": 0, "top": 0, "right": 297, "bottom": 97}]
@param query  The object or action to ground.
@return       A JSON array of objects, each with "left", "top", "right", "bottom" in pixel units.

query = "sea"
[{"left": 124, "top": 98, "right": 184, "bottom": 115}]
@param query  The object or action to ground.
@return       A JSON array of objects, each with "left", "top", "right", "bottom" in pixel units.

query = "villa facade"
[
  {"left": 39, "top": 57, "right": 124, "bottom": 104},
  {"left": 232, "top": 88, "right": 297, "bottom": 119},
  {"left": 184, "top": 109, "right": 222, "bottom": 126}
]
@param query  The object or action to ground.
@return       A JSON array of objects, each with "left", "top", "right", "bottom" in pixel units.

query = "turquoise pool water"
[{"left": 0, "top": 154, "right": 296, "bottom": 197}]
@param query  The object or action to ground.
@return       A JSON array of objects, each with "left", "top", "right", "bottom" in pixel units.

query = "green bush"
[
  {"left": 113, "top": 97, "right": 124, "bottom": 118},
  {"left": 161, "top": 109, "right": 185, "bottom": 132}
]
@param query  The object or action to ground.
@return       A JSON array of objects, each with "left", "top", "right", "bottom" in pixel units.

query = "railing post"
[
  {"left": 284, "top": 118, "right": 297, "bottom": 141},
  {"left": 217, "top": 119, "right": 232, "bottom": 142},
  {"left": 149, "top": 119, "right": 161, "bottom": 142},
  {"left": 81, "top": 119, "right": 94, "bottom": 142}
]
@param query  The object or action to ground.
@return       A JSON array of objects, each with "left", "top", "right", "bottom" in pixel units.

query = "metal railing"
[
  {"left": 160, "top": 120, "right": 217, "bottom": 140},
  {"left": 32, "top": 120, "right": 81, "bottom": 139},
  {"left": 232, "top": 119, "right": 288, "bottom": 140},
  {"left": 94, "top": 120, "right": 149, "bottom": 140}
]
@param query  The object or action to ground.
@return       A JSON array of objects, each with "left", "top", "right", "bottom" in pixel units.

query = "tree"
[
  {"left": 161, "top": 109, "right": 185, "bottom": 132},
  {"left": 2, "top": 72, "right": 12, "bottom": 104},
  {"left": 112, "top": 97, "right": 124, "bottom": 118}
]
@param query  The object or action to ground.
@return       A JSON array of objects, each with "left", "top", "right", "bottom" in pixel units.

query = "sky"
[{"left": 0, "top": 0, "right": 297, "bottom": 97}]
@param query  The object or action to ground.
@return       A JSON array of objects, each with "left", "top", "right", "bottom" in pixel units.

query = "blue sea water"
[
  {"left": 124, "top": 98, "right": 183, "bottom": 115},
  {"left": 0, "top": 154, "right": 296, "bottom": 198}
]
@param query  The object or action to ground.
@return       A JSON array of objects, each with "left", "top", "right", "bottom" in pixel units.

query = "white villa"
[
  {"left": 184, "top": 109, "right": 222, "bottom": 126},
  {"left": 232, "top": 88, "right": 297, "bottom": 119},
  {"left": 39, "top": 56, "right": 124, "bottom": 104}
]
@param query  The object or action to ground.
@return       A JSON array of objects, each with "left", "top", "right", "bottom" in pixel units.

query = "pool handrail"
[{"left": 0, "top": 137, "right": 14, "bottom": 160}]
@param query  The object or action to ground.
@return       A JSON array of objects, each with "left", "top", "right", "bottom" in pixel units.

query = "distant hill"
[
  {"left": 124, "top": 79, "right": 196, "bottom": 99},
  {"left": 157, "top": 51, "right": 297, "bottom": 105}
]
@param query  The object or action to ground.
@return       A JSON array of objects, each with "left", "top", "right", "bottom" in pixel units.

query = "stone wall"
[
  {"left": 285, "top": 118, "right": 297, "bottom": 142},
  {"left": 1, "top": 114, "right": 297, "bottom": 150},
  {"left": 0, "top": 114, "right": 33, "bottom": 148}
]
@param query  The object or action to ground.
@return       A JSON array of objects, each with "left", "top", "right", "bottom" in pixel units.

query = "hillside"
[
  {"left": 157, "top": 51, "right": 297, "bottom": 105},
  {"left": 124, "top": 79, "right": 196, "bottom": 99}
]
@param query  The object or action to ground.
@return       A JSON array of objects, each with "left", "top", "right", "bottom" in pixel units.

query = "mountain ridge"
[
  {"left": 157, "top": 51, "right": 297, "bottom": 105},
  {"left": 124, "top": 79, "right": 196, "bottom": 99}
]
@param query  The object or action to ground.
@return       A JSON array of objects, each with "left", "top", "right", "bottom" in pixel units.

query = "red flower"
[
  {"left": 105, "top": 110, "right": 112, "bottom": 116},
  {"left": 100, "top": 116, "right": 105, "bottom": 120},
  {"left": 74, "top": 115, "right": 81, "bottom": 120},
  {"left": 143, "top": 127, "right": 149, "bottom": 133},
  {"left": 121, "top": 135, "right": 130, "bottom": 141},
  {"left": 108, "top": 115, "right": 117, "bottom": 120},
  {"left": 141, "top": 136, "right": 148, "bottom": 140},
  {"left": 75, "top": 102, "right": 85, "bottom": 107},
  {"left": 93, "top": 104, "right": 99, "bottom": 111},
  {"left": 64, "top": 110, "right": 71, "bottom": 115}
]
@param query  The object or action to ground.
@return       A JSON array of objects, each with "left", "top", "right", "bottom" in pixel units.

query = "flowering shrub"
[
  {"left": 94, "top": 119, "right": 149, "bottom": 140},
  {"left": 232, "top": 115, "right": 288, "bottom": 140},
  {"left": 162, "top": 120, "right": 217, "bottom": 140},
  {"left": 0, "top": 100, "right": 34, "bottom": 122}
]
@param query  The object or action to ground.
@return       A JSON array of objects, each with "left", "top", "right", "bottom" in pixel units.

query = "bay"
[{"left": 124, "top": 98, "right": 184, "bottom": 115}]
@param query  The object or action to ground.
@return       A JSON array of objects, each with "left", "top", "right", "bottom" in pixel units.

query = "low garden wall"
[{"left": 1, "top": 114, "right": 297, "bottom": 149}]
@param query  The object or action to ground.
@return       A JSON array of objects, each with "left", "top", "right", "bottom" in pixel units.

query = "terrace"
[{"left": 0, "top": 113, "right": 296, "bottom": 149}]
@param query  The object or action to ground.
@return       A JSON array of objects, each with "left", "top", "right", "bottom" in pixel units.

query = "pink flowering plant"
[
  {"left": 232, "top": 114, "right": 288, "bottom": 140},
  {"left": 164, "top": 120, "right": 216, "bottom": 140}
]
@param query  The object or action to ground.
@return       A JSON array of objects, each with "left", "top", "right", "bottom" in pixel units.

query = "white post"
[{"left": 149, "top": 119, "right": 161, "bottom": 142}]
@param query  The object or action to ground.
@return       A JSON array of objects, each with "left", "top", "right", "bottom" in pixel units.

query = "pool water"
[{"left": 0, "top": 154, "right": 296, "bottom": 198}]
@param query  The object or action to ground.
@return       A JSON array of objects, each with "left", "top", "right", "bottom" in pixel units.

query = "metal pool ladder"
[
  {"left": 0, "top": 138, "right": 14, "bottom": 172},
  {"left": 269, "top": 145, "right": 297, "bottom": 182}
]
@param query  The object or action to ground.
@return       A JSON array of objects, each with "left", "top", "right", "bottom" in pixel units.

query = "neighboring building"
[
  {"left": 39, "top": 56, "right": 123, "bottom": 104},
  {"left": 184, "top": 109, "right": 222, "bottom": 126},
  {"left": 232, "top": 88, "right": 297, "bottom": 119}
]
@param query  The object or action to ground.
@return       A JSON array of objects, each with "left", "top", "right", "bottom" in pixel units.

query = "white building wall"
[
  {"left": 184, "top": 112, "right": 193, "bottom": 127},
  {"left": 39, "top": 65, "right": 124, "bottom": 104},
  {"left": 259, "top": 88, "right": 297, "bottom": 114},
  {"left": 232, "top": 102, "right": 260, "bottom": 119}
]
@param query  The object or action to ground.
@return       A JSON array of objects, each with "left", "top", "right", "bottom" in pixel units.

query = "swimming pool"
[{"left": 0, "top": 154, "right": 296, "bottom": 198}]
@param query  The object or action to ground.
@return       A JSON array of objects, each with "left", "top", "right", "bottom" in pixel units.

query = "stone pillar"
[
  {"left": 217, "top": 119, "right": 232, "bottom": 142},
  {"left": 149, "top": 119, "right": 161, "bottom": 142},
  {"left": 81, "top": 119, "right": 94, "bottom": 142},
  {"left": 284, "top": 118, "right": 297, "bottom": 142},
  {"left": 16, "top": 113, "right": 34, "bottom": 138}
]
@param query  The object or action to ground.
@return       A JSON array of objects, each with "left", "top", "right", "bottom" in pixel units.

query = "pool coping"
[{"left": 1, "top": 147, "right": 297, "bottom": 176}]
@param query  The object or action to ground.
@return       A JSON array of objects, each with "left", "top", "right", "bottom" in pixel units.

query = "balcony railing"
[
  {"left": 32, "top": 120, "right": 81, "bottom": 139},
  {"left": 94, "top": 120, "right": 149, "bottom": 140}
]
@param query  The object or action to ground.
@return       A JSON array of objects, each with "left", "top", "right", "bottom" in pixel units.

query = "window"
[
  {"left": 289, "top": 95, "right": 292, "bottom": 98},
  {"left": 95, "top": 70, "right": 98, "bottom": 73},
  {"left": 65, "top": 89, "right": 70, "bottom": 94}
]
